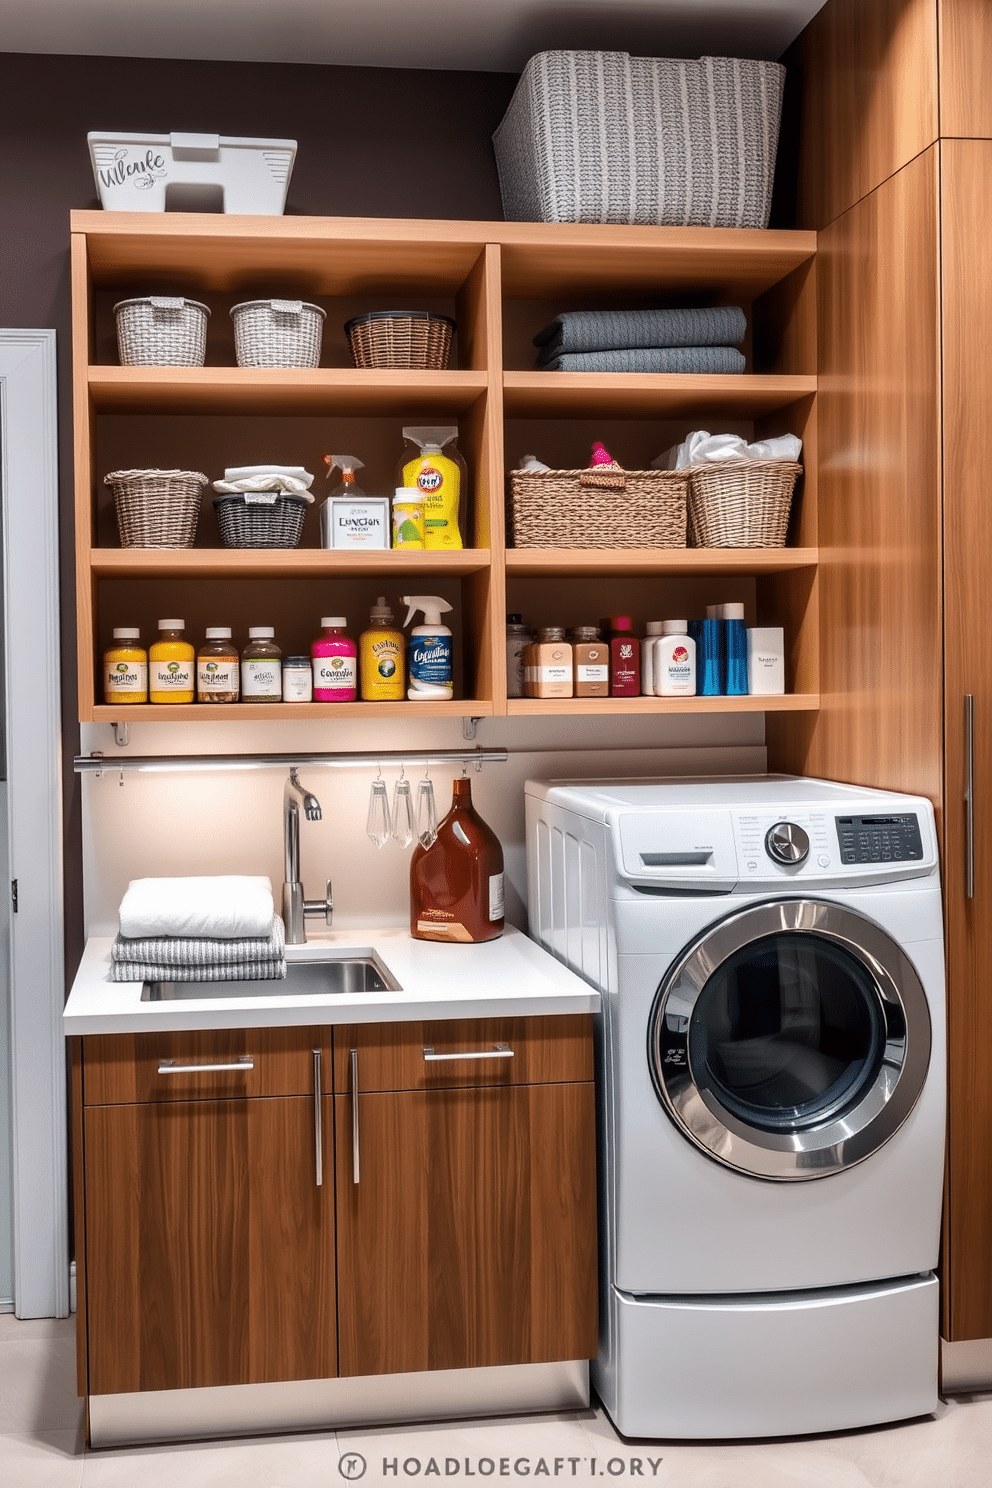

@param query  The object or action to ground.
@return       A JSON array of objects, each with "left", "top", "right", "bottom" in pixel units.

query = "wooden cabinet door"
[
  {"left": 941, "top": 137, "right": 992, "bottom": 1340},
  {"left": 335, "top": 1081, "right": 597, "bottom": 1378},
  {"left": 84, "top": 1092, "right": 336, "bottom": 1394}
]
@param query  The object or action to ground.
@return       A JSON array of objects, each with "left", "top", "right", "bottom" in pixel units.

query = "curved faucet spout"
[{"left": 283, "top": 769, "right": 332, "bottom": 943}]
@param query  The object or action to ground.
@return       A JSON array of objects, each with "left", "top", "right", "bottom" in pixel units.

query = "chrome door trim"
[{"left": 648, "top": 898, "right": 932, "bottom": 1181}]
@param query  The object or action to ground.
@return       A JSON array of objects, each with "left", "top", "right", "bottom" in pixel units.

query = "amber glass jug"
[{"left": 409, "top": 776, "right": 505, "bottom": 943}]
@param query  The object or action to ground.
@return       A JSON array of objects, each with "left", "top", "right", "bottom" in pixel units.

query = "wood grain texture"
[
  {"left": 792, "top": 0, "right": 938, "bottom": 230},
  {"left": 335, "top": 1081, "right": 597, "bottom": 1377},
  {"left": 770, "top": 148, "right": 942, "bottom": 801},
  {"left": 82, "top": 1026, "right": 328, "bottom": 1105},
  {"left": 70, "top": 1041, "right": 88, "bottom": 1398},
  {"left": 84, "top": 1093, "right": 335, "bottom": 1394},
  {"left": 71, "top": 232, "right": 96, "bottom": 718},
  {"left": 940, "top": 138, "right": 992, "bottom": 1340},
  {"left": 938, "top": 0, "right": 992, "bottom": 139},
  {"left": 332, "top": 1014, "right": 594, "bottom": 1094}
]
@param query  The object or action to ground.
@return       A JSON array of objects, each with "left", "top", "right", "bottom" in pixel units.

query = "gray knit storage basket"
[
  {"left": 687, "top": 459, "right": 802, "bottom": 548},
  {"left": 508, "top": 467, "right": 688, "bottom": 548},
  {"left": 494, "top": 51, "right": 785, "bottom": 228},
  {"left": 230, "top": 299, "right": 326, "bottom": 368},
  {"left": 213, "top": 492, "right": 308, "bottom": 549},
  {"left": 114, "top": 297, "right": 211, "bottom": 366},
  {"left": 105, "top": 469, "right": 207, "bottom": 548}
]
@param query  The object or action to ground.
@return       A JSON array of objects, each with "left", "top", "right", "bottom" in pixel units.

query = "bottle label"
[
  {"left": 409, "top": 635, "right": 452, "bottom": 688},
  {"left": 576, "top": 664, "right": 608, "bottom": 683},
  {"left": 313, "top": 655, "right": 357, "bottom": 690},
  {"left": 241, "top": 660, "right": 282, "bottom": 699},
  {"left": 152, "top": 661, "right": 192, "bottom": 692},
  {"left": 489, "top": 873, "right": 505, "bottom": 922},
  {"left": 538, "top": 665, "right": 571, "bottom": 683},
  {"left": 105, "top": 660, "right": 147, "bottom": 696},
  {"left": 282, "top": 669, "right": 313, "bottom": 702},
  {"left": 415, "top": 918, "right": 474, "bottom": 943},
  {"left": 197, "top": 659, "right": 238, "bottom": 693}
]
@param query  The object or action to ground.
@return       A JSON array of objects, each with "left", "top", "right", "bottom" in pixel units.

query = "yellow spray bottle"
[{"left": 398, "top": 426, "right": 466, "bottom": 550}]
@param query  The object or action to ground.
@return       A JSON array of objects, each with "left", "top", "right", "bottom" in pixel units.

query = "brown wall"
[{"left": 0, "top": 50, "right": 518, "bottom": 978}]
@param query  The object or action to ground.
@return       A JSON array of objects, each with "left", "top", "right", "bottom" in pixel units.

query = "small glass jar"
[
  {"left": 572, "top": 625, "right": 609, "bottom": 698},
  {"left": 524, "top": 626, "right": 573, "bottom": 699},
  {"left": 196, "top": 626, "right": 240, "bottom": 704},
  {"left": 505, "top": 613, "right": 532, "bottom": 700},
  {"left": 241, "top": 626, "right": 282, "bottom": 702},
  {"left": 282, "top": 655, "right": 313, "bottom": 702},
  {"left": 103, "top": 627, "right": 148, "bottom": 704},
  {"left": 149, "top": 619, "right": 195, "bottom": 705}
]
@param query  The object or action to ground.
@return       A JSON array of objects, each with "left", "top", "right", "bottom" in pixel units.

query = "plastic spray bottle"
[
  {"left": 398, "top": 428, "right": 466, "bottom": 550},
  {"left": 403, "top": 595, "right": 454, "bottom": 700},
  {"left": 320, "top": 454, "right": 366, "bottom": 549}
]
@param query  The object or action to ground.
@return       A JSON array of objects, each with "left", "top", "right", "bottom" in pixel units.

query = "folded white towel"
[
  {"left": 118, "top": 876, "right": 275, "bottom": 940},
  {"left": 653, "top": 430, "right": 803, "bottom": 471}
]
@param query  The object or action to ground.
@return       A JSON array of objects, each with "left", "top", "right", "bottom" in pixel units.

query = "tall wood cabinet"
[
  {"left": 783, "top": 0, "right": 992, "bottom": 1344},
  {"left": 71, "top": 210, "right": 819, "bottom": 724}
]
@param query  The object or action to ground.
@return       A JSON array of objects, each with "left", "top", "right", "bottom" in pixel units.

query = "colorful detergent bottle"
[
  {"left": 399, "top": 427, "right": 465, "bottom": 550},
  {"left": 403, "top": 595, "right": 453, "bottom": 700}
]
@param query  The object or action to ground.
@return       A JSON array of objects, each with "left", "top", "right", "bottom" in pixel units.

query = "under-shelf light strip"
[{"left": 73, "top": 747, "right": 508, "bottom": 775}]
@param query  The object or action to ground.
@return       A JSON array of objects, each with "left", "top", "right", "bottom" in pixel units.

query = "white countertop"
[{"left": 62, "top": 925, "right": 600, "bottom": 1035}]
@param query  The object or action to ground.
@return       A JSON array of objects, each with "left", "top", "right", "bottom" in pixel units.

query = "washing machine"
[{"left": 525, "top": 775, "right": 945, "bottom": 1439}]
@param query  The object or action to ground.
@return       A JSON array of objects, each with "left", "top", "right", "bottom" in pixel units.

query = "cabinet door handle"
[
  {"left": 350, "top": 1048, "right": 360, "bottom": 1186},
  {"left": 313, "top": 1048, "right": 323, "bottom": 1189},
  {"left": 966, "top": 694, "right": 975, "bottom": 899},
  {"left": 423, "top": 1043, "right": 513, "bottom": 1062},
  {"left": 157, "top": 1056, "right": 254, "bottom": 1075}
]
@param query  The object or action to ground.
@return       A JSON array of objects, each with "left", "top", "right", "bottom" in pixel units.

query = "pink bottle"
[
  {"left": 609, "top": 615, "right": 641, "bottom": 697},
  {"left": 311, "top": 616, "right": 357, "bottom": 702}
]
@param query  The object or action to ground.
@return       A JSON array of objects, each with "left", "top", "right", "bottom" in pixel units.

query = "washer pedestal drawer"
[{"left": 594, "top": 1273, "right": 938, "bottom": 1439}]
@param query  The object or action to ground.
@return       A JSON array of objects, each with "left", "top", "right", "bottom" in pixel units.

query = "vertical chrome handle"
[
  {"left": 312, "top": 1048, "right": 323, "bottom": 1188},
  {"left": 966, "top": 694, "right": 975, "bottom": 899},
  {"left": 350, "top": 1047, "right": 360, "bottom": 1185}
]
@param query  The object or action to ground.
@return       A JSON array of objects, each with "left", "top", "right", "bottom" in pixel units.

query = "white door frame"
[{"left": 0, "top": 330, "right": 67, "bottom": 1317}]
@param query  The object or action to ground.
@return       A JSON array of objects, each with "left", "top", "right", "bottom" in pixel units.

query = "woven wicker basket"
[
  {"left": 114, "top": 297, "right": 211, "bottom": 366},
  {"left": 687, "top": 459, "right": 802, "bottom": 548},
  {"left": 213, "top": 492, "right": 309, "bottom": 549},
  {"left": 345, "top": 311, "right": 455, "bottom": 369},
  {"left": 230, "top": 299, "right": 326, "bottom": 368},
  {"left": 508, "top": 467, "right": 688, "bottom": 548},
  {"left": 105, "top": 469, "right": 207, "bottom": 549}
]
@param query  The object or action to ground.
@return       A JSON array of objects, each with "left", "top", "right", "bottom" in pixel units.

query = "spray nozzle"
[
  {"left": 403, "top": 594, "right": 453, "bottom": 628},
  {"left": 402, "top": 426, "right": 457, "bottom": 453},
  {"left": 323, "top": 454, "right": 365, "bottom": 480}
]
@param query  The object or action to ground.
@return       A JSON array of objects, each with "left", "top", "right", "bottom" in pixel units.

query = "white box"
[
  {"left": 88, "top": 132, "right": 296, "bottom": 215},
  {"left": 747, "top": 626, "right": 785, "bottom": 695},
  {"left": 327, "top": 498, "right": 390, "bottom": 550}
]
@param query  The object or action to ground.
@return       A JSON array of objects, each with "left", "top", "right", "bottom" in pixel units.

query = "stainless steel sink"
[{"left": 140, "top": 950, "right": 402, "bottom": 1001}]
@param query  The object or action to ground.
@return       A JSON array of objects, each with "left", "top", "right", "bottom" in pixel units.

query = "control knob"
[{"left": 765, "top": 821, "right": 810, "bottom": 866}]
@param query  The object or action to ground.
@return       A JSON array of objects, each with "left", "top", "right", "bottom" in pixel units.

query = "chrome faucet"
[{"left": 282, "top": 768, "right": 333, "bottom": 944}]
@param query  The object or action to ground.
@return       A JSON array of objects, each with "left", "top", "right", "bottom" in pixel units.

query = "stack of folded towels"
[
  {"left": 532, "top": 306, "right": 747, "bottom": 375},
  {"left": 111, "top": 875, "right": 286, "bottom": 983}
]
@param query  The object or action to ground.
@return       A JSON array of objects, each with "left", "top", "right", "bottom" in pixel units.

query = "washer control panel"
[
  {"left": 765, "top": 821, "right": 810, "bottom": 865},
  {"left": 835, "top": 813, "right": 924, "bottom": 865},
  {"left": 735, "top": 810, "right": 834, "bottom": 876}
]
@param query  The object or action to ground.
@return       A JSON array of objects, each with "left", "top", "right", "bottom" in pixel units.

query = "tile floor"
[{"left": 2, "top": 1314, "right": 989, "bottom": 1487}]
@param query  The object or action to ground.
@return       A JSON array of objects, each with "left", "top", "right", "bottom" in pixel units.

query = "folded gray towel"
[
  {"left": 112, "top": 915, "right": 284, "bottom": 967},
  {"left": 534, "top": 307, "right": 747, "bottom": 362},
  {"left": 111, "top": 957, "right": 287, "bottom": 984},
  {"left": 540, "top": 347, "right": 746, "bottom": 375}
]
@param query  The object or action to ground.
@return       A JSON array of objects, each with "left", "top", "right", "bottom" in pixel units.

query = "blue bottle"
[
  {"left": 721, "top": 603, "right": 749, "bottom": 695},
  {"left": 695, "top": 616, "right": 722, "bottom": 696}
]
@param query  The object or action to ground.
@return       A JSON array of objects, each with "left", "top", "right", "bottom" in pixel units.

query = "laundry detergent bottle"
[
  {"left": 399, "top": 427, "right": 465, "bottom": 550},
  {"left": 359, "top": 595, "right": 405, "bottom": 701},
  {"left": 403, "top": 594, "right": 453, "bottom": 700},
  {"left": 410, "top": 774, "right": 505, "bottom": 943}
]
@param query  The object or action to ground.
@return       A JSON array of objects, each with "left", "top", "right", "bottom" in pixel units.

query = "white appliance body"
[{"left": 525, "top": 776, "right": 946, "bottom": 1439}]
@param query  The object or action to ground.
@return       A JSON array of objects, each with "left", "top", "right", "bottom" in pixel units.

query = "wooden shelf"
[
  {"left": 505, "top": 548, "right": 818, "bottom": 577},
  {"left": 502, "top": 373, "right": 816, "bottom": 419},
  {"left": 507, "top": 695, "right": 820, "bottom": 717},
  {"left": 90, "top": 699, "right": 495, "bottom": 723},
  {"left": 90, "top": 548, "right": 493, "bottom": 579},
  {"left": 89, "top": 367, "right": 488, "bottom": 416}
]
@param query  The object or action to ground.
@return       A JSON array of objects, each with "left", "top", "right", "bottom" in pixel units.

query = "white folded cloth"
[
  {"left": 212, "top": 471, "right": 314, "bottom": 498},
  {"left": 118, "top": 875, "right": 275, "bottom": 940},
  {"left": 653, "top": 430, "right": 803, "bottom": 470}
]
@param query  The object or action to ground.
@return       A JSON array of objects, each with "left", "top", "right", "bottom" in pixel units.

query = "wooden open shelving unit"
[{"left": 71, "top": 210, "right": 818, "bottom": 724}]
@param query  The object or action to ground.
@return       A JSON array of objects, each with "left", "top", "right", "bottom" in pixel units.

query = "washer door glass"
[{"left": 649, "top": 899, "right": 931, "bottom": 1181}]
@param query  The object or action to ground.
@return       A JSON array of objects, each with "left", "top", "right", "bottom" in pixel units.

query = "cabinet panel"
[
  {"left": 792, "top": 0, "right": 938, "bottom": 230},
  {"left": 938, "top": 0, "right": 992, "bottom": 140},
  {"left": 83, "top": 1025, "right": 327, "bottom": 1105},
  {"left": 940, "top": 138, "right": 992, "bottom": 1341},
  {"left": 333, "top": 1013, "right": 594, "bottom": 1092},
  {"left": 83, "top": 1093, "right": 335, "bottom": 1395},
  {"left": 335, "top": 1081, "right": 597, "bottom": 1376}
]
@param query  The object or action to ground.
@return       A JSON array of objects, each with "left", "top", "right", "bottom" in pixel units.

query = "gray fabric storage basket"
[{"left": 493, "top": 50, "right": 785, "bottom": 228}]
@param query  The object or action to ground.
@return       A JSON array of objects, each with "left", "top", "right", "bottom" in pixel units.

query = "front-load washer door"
[{"left": 648, "top": 898, "right": 931, "bottom": 1181}]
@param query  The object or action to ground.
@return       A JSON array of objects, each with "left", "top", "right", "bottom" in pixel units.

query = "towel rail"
[{"left": 74, "top": 746, "right": 508, "bottom": 775}]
